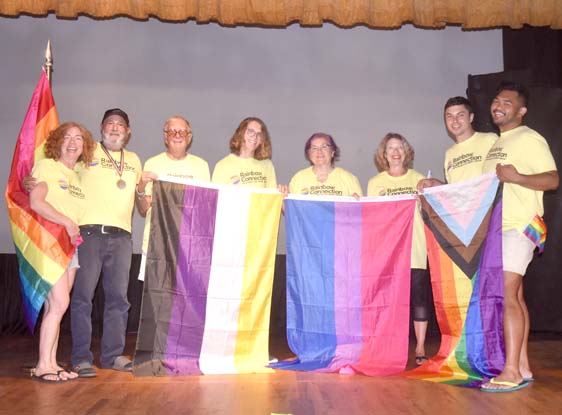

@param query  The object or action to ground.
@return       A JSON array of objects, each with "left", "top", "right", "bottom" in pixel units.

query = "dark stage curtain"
[{"left": 0, "top": 254, "right": 289, "bottom": 336}]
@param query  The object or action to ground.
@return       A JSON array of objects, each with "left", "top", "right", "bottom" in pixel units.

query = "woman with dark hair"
[
  {"left": 289, "top": 132, "right": 362, "bottom": 197},
  {"left": 367, "top": 132, "right": 429, "bottom": 366},
  {"left": 212, "top": 117, "right": 277, "bottom": 188},
  {"left": 29, "top": 122, "right": 95, "bottom": 382}
]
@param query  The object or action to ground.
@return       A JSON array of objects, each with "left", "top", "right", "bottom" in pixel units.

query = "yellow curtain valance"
[{"left": 1, "top": 0, "right": 561, "bottom": 29}]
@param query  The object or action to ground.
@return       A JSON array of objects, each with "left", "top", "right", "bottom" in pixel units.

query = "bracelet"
[{"left": 136, "top": 187, "right": 146, "bottom": 198}]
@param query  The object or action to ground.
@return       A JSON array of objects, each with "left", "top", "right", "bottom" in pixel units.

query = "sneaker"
[{"left": 268, "top": 355, "right": 279, "bottom": 364}]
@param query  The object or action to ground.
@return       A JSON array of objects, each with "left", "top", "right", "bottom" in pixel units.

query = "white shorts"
[{"left": 502, "top": 229, "right": 536, "bottom": 276}]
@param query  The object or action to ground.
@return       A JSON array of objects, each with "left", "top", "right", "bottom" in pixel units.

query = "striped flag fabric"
[
  {"left": 405, "top": 173, "right": 505, "bottom": 386},
  {"left": 4, "top": 69, "right": 71, "bottom": 331},
  {"left": 274, "top": 195, "right": 416, "bottom": 376},
  {"left": 133, "top": 178, "right": 283, "bottom": 375}
]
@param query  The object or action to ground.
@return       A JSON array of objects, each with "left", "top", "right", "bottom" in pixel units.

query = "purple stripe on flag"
[
  {"left": 478, "top": 198, "right": 505, "bottom": 375},
  {"left": 323, "top": 202, "right": 363, "bottom": 371},
  {"left": 166, "top": 185, "right": 218, "bottom": 374}
]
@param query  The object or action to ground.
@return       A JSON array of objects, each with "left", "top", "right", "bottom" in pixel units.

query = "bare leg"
[
  {"left": 481, "top": 271, "right": 525, "bottom": 390},
  {"left": 34, "top": 268, "right": 76, "bottom": 381},
  {"left": 518, "top": 284, "right": 532, "bottom": 380},
  {"left": 414, "top": 320, "right": 428, "bottom": 358}
]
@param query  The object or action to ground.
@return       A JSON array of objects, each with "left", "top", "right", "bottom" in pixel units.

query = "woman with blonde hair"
[{"left": 367, "top": 132, "right": 430, "bottom": 366}]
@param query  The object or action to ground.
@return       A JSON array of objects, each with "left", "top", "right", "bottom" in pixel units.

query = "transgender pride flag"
[
  {"left": 275, "top": 195, "right": 416, "bottom": 376},
  {"left": 133, "top": 178, "right": 282, "bottom": 375}
]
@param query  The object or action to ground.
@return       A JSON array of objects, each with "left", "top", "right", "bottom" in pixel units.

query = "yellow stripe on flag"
[{"left": 234, "top": 192, "right": 282, "bottom": 373}]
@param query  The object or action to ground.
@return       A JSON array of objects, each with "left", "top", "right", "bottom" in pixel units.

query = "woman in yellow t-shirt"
[
  {"left": 367, "top": 132, "right": 429, "bottom": 365},
  {"left": 212, "top": 117, "right": 278, "bottom": 189},
  {"left": 29, "top": 122, "right": 95, "bottom": 382},
  {"left": 289, "top": 133, "right": 362, "bottom": 197}
]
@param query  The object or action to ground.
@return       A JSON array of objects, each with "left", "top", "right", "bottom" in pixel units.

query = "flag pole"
[{"left": 44, "top": 40, "right": 53, "bottom": 84}]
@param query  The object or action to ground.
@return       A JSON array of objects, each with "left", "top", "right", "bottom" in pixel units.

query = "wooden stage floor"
[{"left": 1, "top": 333, "right": 561, "bottom": 415}]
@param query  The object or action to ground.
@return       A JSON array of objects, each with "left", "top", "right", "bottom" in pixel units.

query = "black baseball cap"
[{"left": 101, "top": 108, "right": 130, "bottom": 126}]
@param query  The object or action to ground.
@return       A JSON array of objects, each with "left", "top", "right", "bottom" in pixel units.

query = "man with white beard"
[{"left": 70, "top": 109, "right": 142, "bottom": 377}]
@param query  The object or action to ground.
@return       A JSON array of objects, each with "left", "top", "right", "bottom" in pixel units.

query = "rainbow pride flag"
[
  {"left": 405, "top": 173, "right": 505, "bottom": 386},
  {"left": 274, "top": 195, "right": 416, "bottom": 376},
  {"left": 133, "top": 178, "right": 283, "bottom": 375},
  {"left": 523, "top": 214, "right": 547, "bottom": 254},
  {"left": 4, "top": 69, "right": 72, "bottom": 332}
]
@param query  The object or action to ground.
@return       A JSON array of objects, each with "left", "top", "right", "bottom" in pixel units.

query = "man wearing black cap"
[{"left": 70, "top": 108, "right": 142, "bottom": 377}]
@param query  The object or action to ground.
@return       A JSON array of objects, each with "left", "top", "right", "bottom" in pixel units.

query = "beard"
[{"left": 101, "top": 131, "right": 128, "bottom": 151}]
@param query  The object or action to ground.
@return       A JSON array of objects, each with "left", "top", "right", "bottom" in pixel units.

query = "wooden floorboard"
[{"left": 1, "top": 333, "right": 561, "bottom": 415}]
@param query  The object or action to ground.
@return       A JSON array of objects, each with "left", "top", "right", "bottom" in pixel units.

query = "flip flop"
[
  {"left": 31, "top": 372, "right": 63, "bottom": 383},
  {"left": 415, "top": 356, "right": 428, "bottom": 366},
  {"left": 523, "top": 377, "right": 535, "bottom": 383},
  {"left": 58, "top": 370, "right": 78, "bottom": 381},
  {"left": 480, "top": 378, "right": 529, "bottom": 393}
]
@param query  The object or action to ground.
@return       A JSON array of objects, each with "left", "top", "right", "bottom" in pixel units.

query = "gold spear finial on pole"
[{"left": 44, "top": 40, "right": 53, "bottom": 84}]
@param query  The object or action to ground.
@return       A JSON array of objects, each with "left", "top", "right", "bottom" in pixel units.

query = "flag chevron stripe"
[
  {"left": 422, "top": 174, "right": 499, "bottom": 246},
  {"left": 421, "top": 198, "right": 490, "bottom": 278},
  {"left": 404, "top": 174, "right": 504, "bottom": 387}
]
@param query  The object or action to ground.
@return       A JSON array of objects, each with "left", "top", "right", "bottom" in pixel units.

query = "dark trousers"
[{"left": 70, "top": 229, "right": 132, "bottom": 367}]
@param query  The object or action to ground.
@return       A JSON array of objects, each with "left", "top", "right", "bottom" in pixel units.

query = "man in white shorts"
[{"left": 480, "top": 82, "right": 558, "bottom": 392}]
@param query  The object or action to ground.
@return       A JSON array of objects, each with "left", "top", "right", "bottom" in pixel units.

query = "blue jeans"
[{"left": 70, "top": 229, "right": 132, "bottom": 367}]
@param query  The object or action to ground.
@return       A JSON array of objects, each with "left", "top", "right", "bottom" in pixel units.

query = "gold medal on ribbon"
[{"left": 100, "top": 142, "right": 126, "bottom": 190}]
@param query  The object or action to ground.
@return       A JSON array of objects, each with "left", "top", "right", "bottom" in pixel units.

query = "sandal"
[
  {"left": 415, "top": 356, "right": 428, "bottom": 366},
  {"left": 72, "top": 362, "right": 97, "bottom": 378},
  {"left": 111, "top": 356, "right": 133, "bottom": 372},
  {"left": 31, "top": 370, "right": 63, "bottom": 383}
]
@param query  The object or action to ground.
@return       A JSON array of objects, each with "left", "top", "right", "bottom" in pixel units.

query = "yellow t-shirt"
[
  {"left": 212, "top": 153, "right": 277, "bottom": 188},
  {"left": 32, "top": 158, "right": 86, "bottom": 224},
  {"left": 367, "top": 169, "right": 427, "bottom": 270},
  {"left": 141, "top": 151, "right": 211, "bottom": 252},
  {"left": 483, "top": 125, "right": 557, "bottom": 232},
  {"left": 444, "top": 132, "right": 497, "bottom": 183},
  {"left": 78, "top": 143, "right": 142, "bottom": 232},
  {"left": 289, "top": 166, "right": 363, "bottom": 197}
]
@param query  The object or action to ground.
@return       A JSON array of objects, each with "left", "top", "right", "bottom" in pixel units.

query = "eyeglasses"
[
  {"left": 164, "top": 129, "right": 193, "bottom": 139},
  {"left": 246, "top": 128, "right": 264, "bottom": 139},
  {"left": 309, "top": 144, "right": 332, "bottom": 152}
]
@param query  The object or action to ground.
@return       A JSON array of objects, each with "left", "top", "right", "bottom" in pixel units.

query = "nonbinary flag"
[
  {"left": 405, "top": 173, "right": 505, "bottom": 386},
  {"left": 133, "top": 178, "right": 283, "bottom": 375},
  {"left": 274, "top": 194, "right": 416, "bottom": 376},
  {"left": 4, "top": 69, "right": 70, "bottom": 331}
]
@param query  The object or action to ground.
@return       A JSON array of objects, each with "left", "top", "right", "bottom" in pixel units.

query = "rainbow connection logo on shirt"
[
  {"left": 447, "top": 160, "right": 454, "bottom": 172},
  {"left": 300, "top": 187, "right": 310, "bottom": 195},
  {"left": 89, "top": 157, "right": 99, "bottom": 167},
  {"left": 377, "top": 187, "right": 387, "bottom": 196},
  {"left": 58, "top": 179, "right": 69, "bottom": 190},
  {"left": 230, "top": 175, "right": 241, "bottom": 185}
]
